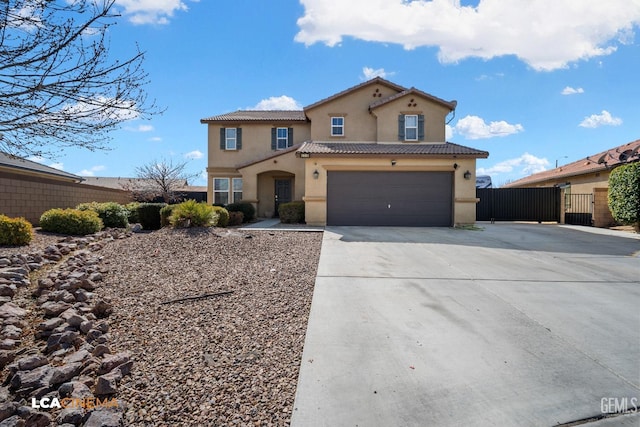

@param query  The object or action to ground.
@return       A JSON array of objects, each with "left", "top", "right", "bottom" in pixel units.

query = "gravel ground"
[
  {"left": 0, "top": 229, "right": 64, "bottom": 257},
  {"left": 97, "top": 228, "right": 323, "bottom": 426}
]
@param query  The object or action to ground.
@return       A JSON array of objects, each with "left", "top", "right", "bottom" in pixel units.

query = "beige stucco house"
[
  {"left": 504, "top": 138, "right": 640, "bottom": 227},
  {"left": 201, "top": 78, "right": 489, "bottom": 226}
]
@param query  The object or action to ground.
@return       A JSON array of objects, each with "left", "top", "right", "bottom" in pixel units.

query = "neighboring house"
[
  {"left": 201, "top": 77, "right": 489, "bottom": 226},
  {"left": 0, "top": 152, "right": 130, "bottom": 224},
  {"left": 82, "top": 177, "right": 207, "bottom": 203},
  {"left": 504, "top": 138, "right": 640, "bottom": 227}
]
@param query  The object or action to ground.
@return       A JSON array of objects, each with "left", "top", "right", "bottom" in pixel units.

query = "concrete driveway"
[{"left": 291, "top": 224, "right": 640, "bottom": 426}]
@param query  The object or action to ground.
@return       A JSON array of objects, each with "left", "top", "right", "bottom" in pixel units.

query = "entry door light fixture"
[
  {"left": 312, "top": 170, "right": 320, "bottom": 180},
  {"left": 463, "top": 170, "right": 472, "bottom": 180}
]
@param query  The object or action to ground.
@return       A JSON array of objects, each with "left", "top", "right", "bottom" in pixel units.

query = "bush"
[
  {"left": 212, "top": 206, "right": 229, "bottom": 228},
  {"left": 76, "top": 202, "right": 129, "bottom": 228},
  {"left": 160, "top": 204, "right": 177, "bottom": 227},
  {"left": 609, "top": 162, "right": 640, "bottom": 231},
  {"left": 278, "top": 201, "right": 305, "bottom": 224},
  {"left": 136, "top": 203, "right": 166, "bottom": 230},
  {"left": 228, "top": 211, "right": 244, "bottom": 226},
  {"left": 226, "top": 202, "right": 255, "bottom": 223},
  {"left": 39, "top": 209, "right": 103, "bottom": 235},
  {"left": 169, "top": 200, "right": 217, "bottom": 228},
  {"left": 0, "top": 215, "right": 33, "bottom": 246},
  {"left": 125, "top": 202, "right": 141, "bottom": 224}
]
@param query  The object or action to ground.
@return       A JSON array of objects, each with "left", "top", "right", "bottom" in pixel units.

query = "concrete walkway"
[{"left": 291, "top": 223, "right": 640, "bottom": 426}]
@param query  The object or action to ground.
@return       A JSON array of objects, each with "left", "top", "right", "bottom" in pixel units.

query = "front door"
[{"left": 274, "top": 179, "right": 292, "bottom": 217}]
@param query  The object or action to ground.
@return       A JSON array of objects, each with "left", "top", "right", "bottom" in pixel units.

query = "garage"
[{"left": 327, "top": 171, "right": 453, "bottom": 226}]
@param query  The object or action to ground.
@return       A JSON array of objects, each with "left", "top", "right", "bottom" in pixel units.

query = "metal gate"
[
  {"left": 564, "top": 193, "right": 593, "bottom": 226},
  {"left": 476, "top": 188, "right": 561, "bottom": 222}
]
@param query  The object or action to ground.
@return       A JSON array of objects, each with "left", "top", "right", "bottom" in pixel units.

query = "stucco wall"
[
  {"left": 305, "top": 83, "right": 398, "bottom": 141},
  {"left": 207, "top": 122, "right": 311, "bottom": 169},
  {"left": 0, "top": 171, "right": 132, "bottom": 225},
  {"left": 303, "top": 157, "right": 477, "bottom": 226},
  {"left": 371, "top": 97, "right": 450, "bottom": 142}
]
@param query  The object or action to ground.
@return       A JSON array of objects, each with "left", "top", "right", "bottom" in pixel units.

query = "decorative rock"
[
  {"left": 0, "top": 415, "right": 22, "bottom": 426},
  {"left": 89, "top": 272, "right": 103, "bottom": 282},
  {"left": 24, "top": 411, "right": 52, "bottom": 427},
  {"left": 80, "top": 320, "right": 94, "bottom": 334},
  {"left": 0, "top": 350, "right": 16, "bottom": 369},
  {"left": 91, "top": 299, "right": 113, "bottom": 319},
  {"left": 83, "top": 408, "right": 124, "bottom": 427},
  {"left": 94, "top": 370, "right": 121, "bottom": 395},
  {"left": 37, "top": 317, "right": 65, "bottom": 332},
  {"left": 98, "top": 353, "right": 130, "bottom": 375},
  {"left": 0, "top": 259, "right": 10, "bottom": 268},
  {"left": 86, "top": 329, "right": 103, "bottom": 343},
  {"left": 49, "top": 362, "right": 83, "bottom": 386},
  {"left": 41, "top": 301, "right": 72, "bottom": 317},
  {"left": 57, "top": 407, "right": 85, "bottom": 425},
  {"left": 74, "top": 288, "right": 92, "bottom": 303},
  {"left": 0, "top": 284, "right": 16, "bottom": 298},
  {"left": 0, "top": 303, "right": 27, "bottom": 319},
  {"left": 94, "top": 321, "right": 109, "bottom": 334},
  {"left": 2, "top": 325, "right": 22, "bottom": 340},
  {"left": 9, "top": 365, "right": 54, "bottom": 392},
  {"left": 92, "top": 344, "right": 111, "bottom": 358},
  {"left": 0, "top": 339, "right": 19, "bottom": 351},
  {"left": 16, "top": 355, "right": 48, "bottom": 371},
  {"left": 0, "top": 401, "right": 18, "bottom": 421}
]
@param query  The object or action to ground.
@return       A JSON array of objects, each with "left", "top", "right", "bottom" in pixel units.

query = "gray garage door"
[{"left": 327, "top": 171, "right": 453, "bottom": 226}]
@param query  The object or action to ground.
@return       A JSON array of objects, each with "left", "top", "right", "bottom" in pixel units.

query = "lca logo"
[{"left": 31, "top": 396, "right": 119, "bottom": 410}]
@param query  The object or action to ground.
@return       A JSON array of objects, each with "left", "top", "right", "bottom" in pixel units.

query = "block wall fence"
[{"left": 0, "top": 171, "right": 132, "bottom": 225}]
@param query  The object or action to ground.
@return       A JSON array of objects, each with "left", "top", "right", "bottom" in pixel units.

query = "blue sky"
[{"left": 29, "top": 0, "right": 640, "bottom": 187}]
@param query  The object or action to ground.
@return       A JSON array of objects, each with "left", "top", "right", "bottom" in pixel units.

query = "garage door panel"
[{"left": 327, "top": 171, "right": 453, "bottom": 226}]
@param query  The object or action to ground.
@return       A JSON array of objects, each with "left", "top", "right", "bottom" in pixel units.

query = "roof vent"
[{"left": 597, "top": 153, "right": 607, "bottom": 164}]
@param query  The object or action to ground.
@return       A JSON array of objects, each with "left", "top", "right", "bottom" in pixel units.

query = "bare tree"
[
  {"left": 0, "top": 0, "right": 160, "bottom": 157},
  {"left": 130, "top": 158, "right": 199, "bottom": 203}
]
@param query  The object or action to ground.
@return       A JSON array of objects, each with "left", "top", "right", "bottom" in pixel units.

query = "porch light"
[
  {"left": 463, "top": 170, "right": 472, "bottom": 180},
  {"left": 313, "top": 170, "right": 320, "bottom": 179}
]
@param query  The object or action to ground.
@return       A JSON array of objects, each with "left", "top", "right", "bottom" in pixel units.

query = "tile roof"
[
  {"left": 200, "top": 110, "right": 307, "bottom": 123},
  {"left": 237, "top": 143, "right": 303, "bottom": 169},
  {"left": 303, "top": 77, "right": 407, "bottom": 111},
  {"left": 81, "top": 176, "right": 192, "bottom": 191},
  {"left": 296, "top": 141, "right": 489, "bottom": 158},
  {"left": 369, "top": 87, "right": 457, "bottom": 111},
  {"left": 0, "top": 152, "right": 81, "bottom": 181},
  {"left": 504, "top": 138, "right": 640, "bottom": 187}
]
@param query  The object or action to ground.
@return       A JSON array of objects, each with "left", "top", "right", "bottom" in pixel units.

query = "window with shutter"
[
  {"left": 221, "top": 128, "right": 237, "bottom": 150},
  {"left": 276, "top": 128, "right": 288, "bottom": 150},
  {"left": 418, "top": 115, "right": 425, "bottom": 141},
  {"left": 271, "top": 128, "right": 277, "bottom": 150},
  {"left": 398, "top": 115, "right": 405, "bottom": 140},
  {"left": 405, "top": 115, "right": 418, "bottom": 141},
  {"left": 287, "top": 127, "right": 293, "bottom": 147}
]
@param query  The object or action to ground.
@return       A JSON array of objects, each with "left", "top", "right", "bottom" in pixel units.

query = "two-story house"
[{"left": 201, "top": 77, "right": 489, "bottom": 226}]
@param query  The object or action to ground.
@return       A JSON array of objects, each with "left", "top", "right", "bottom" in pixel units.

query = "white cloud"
[
  {"left": 579, "top": 110, "right": 622, "bottom": 128},
  {"left": 452, "top": 115, "right": 524, "bottom": 139},
  {"left": 477, "top": 153, "right": 549, "bottom": 176},
  {"left": 252, "top": 96, "right": 302, "bottom": 110},
  {"left": 184, "top": 150, "right": 203, "bottom": 160},
  {"left": 561, "top": 86, "right": 585, "bottom": 95},
  {"left": 115, "top": 0, "right": 191, "bottom": 25},
  {"left": 126, "top": 124, "right": 154, "bottom": 132},
  {"left": 148, "top": 136, "right": 163, "bottom": 142},
  {"left": 77, "top": 165, "right": 106, "bottom": 177},
  {"left": 361, "top": 67, "right": 395, "bottom": 80},
  {"left": 60, "top": 96, "right": 140, "bottom": 122},
  {"left": 27, "top": 156, "right": 64, "bottom": 171},
  {"left": 295, "top": 0, "right": 640, "bottom": 71}
]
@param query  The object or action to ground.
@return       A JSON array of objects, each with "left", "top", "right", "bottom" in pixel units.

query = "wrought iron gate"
[{"left": 564, "top": 193, "right": 593, "bottom": 226}]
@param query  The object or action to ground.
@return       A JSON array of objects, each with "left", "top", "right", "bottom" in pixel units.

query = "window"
[
  {"left": 225, "top": 128, "right": 237, "bottom": 150},
  {"left": 214, "top": 178, "right": 242, "bottom": 204},
  {"left": 276, "top": 128, "right": 288, "bottom": 150},
  {"left": 220, "top": 128, "right": 242, "bottom": 150},
  {"left": 213, "top": 178, "right": 229, "bottom": 205},
  {"left": 232, "top": 178, "right": 243, "bottom": 202},
  {"left": 405, "top": 115, "right": 418, "bottom": 141},
  {"left": 331, "top": 117, "right": 344, "bottom": 136},
  {"left": 271, "top": 127, "right": 293, "bottom": 150}
]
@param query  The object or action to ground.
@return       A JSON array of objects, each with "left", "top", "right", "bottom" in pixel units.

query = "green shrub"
[
  {"left": 39, "top": 209, "right": 103, "bottom": 235},
  {"left": 125, "top": 202, "right": 141, "bottom": 223},
  {"left": 212, "top": 206, "right": 229, "bottom": 227},
  {"left": 226, "top": 202, "right": 255, "bottom": 223},
  {"left": 228, "top": 211, "right": 244, "bottom": 226},
  {"left": 0, "top": 215, "right": 33, "bottom": 246},
  {"left": 278, "top": 201, "right": 305, "bottom": 224},
  {"left": 160, "top": 204, "right": 177, "bottom": 227},
  {"left": 136, "top": 203, "right": 166, "bottom": 230},
  {"left": 169, "top": 200, "right": 217, "bottom": 228},
  {"left": 76, "top": 202, "right": 129, "bottom": 228},
  {"left": 608, "top": 162, "right": 640, "bottom": 230}
]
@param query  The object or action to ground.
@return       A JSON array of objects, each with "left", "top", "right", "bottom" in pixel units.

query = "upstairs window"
[
  {"left": 331, "top": 117, "right": 344, "bottom": 136},
  {"left": 277, "top": 128, "right": 288, "bottom": 150},
  {"left": 398, "top": 114, "right": 425, "bottom": 141},
  {"left": 219, "top": 127, "right": 242, "bottom": 150},
  {"left": 271, "top": 127, "right": 294, "bottom": 150},
  {"left": 405, "top": 115, "right": 418, "bottom": 141}
]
